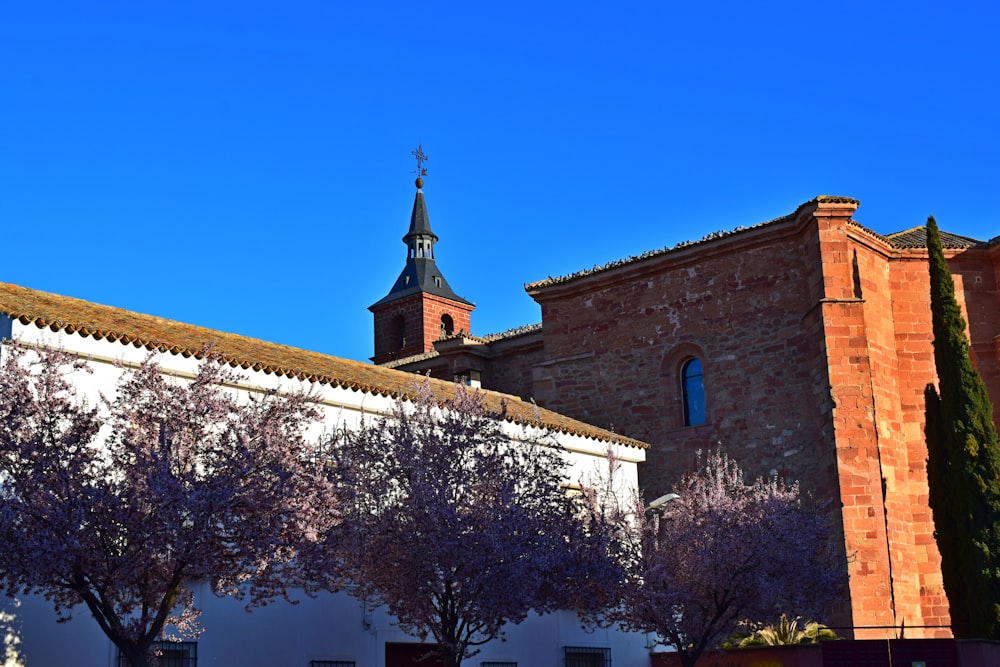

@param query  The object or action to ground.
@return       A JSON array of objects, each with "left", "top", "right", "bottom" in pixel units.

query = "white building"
[{"left": 0, "top": 280, "right": 651, "bottom": 667}]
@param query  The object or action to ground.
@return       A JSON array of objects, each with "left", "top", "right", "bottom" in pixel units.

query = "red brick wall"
[
  {"left": 371, "top": 293, "right": 472, "bottom": 365},
  {"left": 799, "top": 201, "right": 904, "bottom": 637},
  {"left": 880, "top": 246, "right": 949, "bottom": 635},
  {"left": 530, "top": 218, "right": 835, "bottom": 499},
  {"left": 418, "top": 293, "right": 472, "bottom": 349},
  {"left": 371, "top": 293, "right": 425, "bottom": 363},
  {"left": 482, "top": 333, "right": 544, "bottom": 400},
  {"left": 524, "top": 200, "right": 998, "bottom": 639},
  {"left": 949, "top": 246, "right": 1000, "bottom": 431}
]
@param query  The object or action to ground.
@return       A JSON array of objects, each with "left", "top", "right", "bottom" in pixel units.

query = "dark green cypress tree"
[
  {"left": 924, "top": 215, "right": 1000, "bottom": 638},
  {"left": 924, "top": 384, "right": 969, "bottom": 633}
]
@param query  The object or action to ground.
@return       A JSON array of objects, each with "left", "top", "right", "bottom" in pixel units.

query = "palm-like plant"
[{"left": 727, "top": 615, "right": 838, "bottom": 647}]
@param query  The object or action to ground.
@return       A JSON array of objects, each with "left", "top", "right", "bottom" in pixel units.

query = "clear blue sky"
[{"left": 2, "top": 1, "right": 997, "bottom": 363}]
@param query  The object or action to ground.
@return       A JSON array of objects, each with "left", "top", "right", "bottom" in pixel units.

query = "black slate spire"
[
  {"left": 403, "top": 179, "right": 438, "bottom": 259},
  {"left": 370, "top": 173, "right": 472, "bottom": 308}
]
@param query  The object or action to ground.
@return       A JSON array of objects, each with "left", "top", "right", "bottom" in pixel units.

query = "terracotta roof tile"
[
  {"left": 479, "top": 322, "right": 543, "bottom": 342},
  {"left": 883, "top": 226, "right": 984, "bottom": 249},
  {"left": 381, "top": 324, "right": 543, "bottom": 367},
  {"left": 524, "top": 201, "right": 813, "bottom": 291},
  {"left": 525, "top": 196, "right": 992, "bottom": 290},
  {"left": 0, "top": 282, "right": 646, "bottom": 450},
  {"left": 380, "top": 349, "right": 441, "bottom": 368}
]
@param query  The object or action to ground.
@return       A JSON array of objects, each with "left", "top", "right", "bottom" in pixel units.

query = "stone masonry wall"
[
  {"left": 797, "top": 201, "right": 891, "bottom": 637},
  {"left": 530, "top": 220, "right": 833, "bottom": 496},
  {"left": 526, "top": 201, "right": 997, "bottom": 640},
  {"left": 480, "top": 335, "right": 544, "bottom": 401}
]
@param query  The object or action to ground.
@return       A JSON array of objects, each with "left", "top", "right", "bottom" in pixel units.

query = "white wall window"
[
  {"left": 564, "top": 646, "right": 610, "bottom": 667},
  {"left": 118, "top": 641, "right": 196, "bottom": 667}
]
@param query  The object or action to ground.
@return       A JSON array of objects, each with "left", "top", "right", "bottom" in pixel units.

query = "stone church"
[{"left": 373, "top": 176, "right": 1000, "bottom": 640}]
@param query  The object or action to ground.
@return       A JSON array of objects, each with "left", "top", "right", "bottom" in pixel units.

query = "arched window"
[
  {"left": 391, "top": 315, "right": 406, "bottom": 351},
  {"left": 440, "top": 314, "right": 454, "bottom": 338},
  {"left": 681, "top": 358, "right": 705, "bottom": 426}
]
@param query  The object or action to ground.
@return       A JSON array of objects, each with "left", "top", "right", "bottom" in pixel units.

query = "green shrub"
[{"left": 724, "top": 615, "right": 838, "bottom": 647}]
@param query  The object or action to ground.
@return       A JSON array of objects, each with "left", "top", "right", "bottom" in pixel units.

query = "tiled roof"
[
  {"left": 525, "top": 196, "right": 992, "bottom": 290},
  {"left": 480, "top": 322, "right": 543, "bottom": 343},
  {"left": 381, "top": 324, "right": 544, "bottom": 367},
  {"left": 380, "top": 349, "right": 441, "bottom": 368},
  {"left": 0, "top": 282, "right": 646, "bottom": 450},
  {"left": 883, "top": 226, "right": 984, "bottom": 249},
  {"left": 522, "top": 197, "right": 853, "bottom": 291}
]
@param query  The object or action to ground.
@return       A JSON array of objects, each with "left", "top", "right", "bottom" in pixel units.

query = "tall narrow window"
[
  {"left": 681, "top": 358, "right": 705, "bottom": 426},
  {"left": 391, "top": 315, "right": 407, "bottom": 351},
  {"left": 441, "top": 314, "right": 454, "bottom": 338}
]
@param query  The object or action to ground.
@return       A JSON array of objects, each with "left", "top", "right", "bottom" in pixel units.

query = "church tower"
[{"left": 370, "top": 148, "right": 474, "bottom": 365}]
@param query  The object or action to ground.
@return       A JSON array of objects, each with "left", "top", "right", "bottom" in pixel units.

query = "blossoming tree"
[
  {"left": 329, "top": 383, "right": 610, "bottom": 667},
  {"left": 614, "top": 452, "right": 843, "bottom": 667},
  {"left": 0, "top": 344, "right": 339, "bottom": 667}
]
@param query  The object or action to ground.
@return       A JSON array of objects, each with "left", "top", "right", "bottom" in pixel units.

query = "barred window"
[
  {"left": 310, "top": 662, "right": 356, "bottom": 667},
  {"left": 118, "top": 641, "right": 197, "bottom": 667},
  {"left": 564, "top": 646, "right": 610, "bottom": 667}
]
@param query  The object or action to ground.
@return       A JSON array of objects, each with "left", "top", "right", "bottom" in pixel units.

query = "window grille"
[
  {"left": 118, "top": 641, "right": 197, "bottom": 667},
  {"left": 310, "top": 662, "right": 356, "bottom": 667},
  {"left": 564, "top": 646, "right": 611, "bottom": 667}
]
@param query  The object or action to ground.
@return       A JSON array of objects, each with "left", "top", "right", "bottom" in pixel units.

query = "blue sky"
[{"left": 2, "top": 1, "right": 997, "bottom": 363}]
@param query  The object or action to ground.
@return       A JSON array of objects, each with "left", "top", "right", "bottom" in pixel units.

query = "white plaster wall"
[
  {"left": 2, "top": 321, "right": 643, "bottom": 475},
  {"left": 2, "top": 588, "right": 657, "bottom": 667},
  {"left": 0, "top": 320, "right": 650, "bottom": 666}
]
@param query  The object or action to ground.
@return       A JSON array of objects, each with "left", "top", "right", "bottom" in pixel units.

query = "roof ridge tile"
[{"left": 0, "top": 282, "right": 646, "bottom": 449}]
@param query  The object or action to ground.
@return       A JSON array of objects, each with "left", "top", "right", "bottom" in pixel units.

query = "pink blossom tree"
[
  {"left": 329, "top": 382, "right": 606, "bottom": 667},
  {"left": 0, "top": 344, "right": 339, "bottom": 667},
  {"left": 612, "top": 452, "right": 843, "bottom": 667}
]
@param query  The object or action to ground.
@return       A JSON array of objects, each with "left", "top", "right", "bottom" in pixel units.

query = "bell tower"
[{"left": 370, "top": 146, "right": 474, "bottom": 365}]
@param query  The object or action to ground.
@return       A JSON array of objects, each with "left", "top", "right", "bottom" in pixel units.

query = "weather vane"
[{"left": 411, "top": 144, "right": 428, "bottom": 177}]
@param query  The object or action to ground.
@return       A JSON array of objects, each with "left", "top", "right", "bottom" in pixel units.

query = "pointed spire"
[
  {"left": 404, "top": 143, "right": 436, "bottom": 252},
  {"left": 403, "top": 179, "right": 438, "bottom": 258},
  {"left": 369, "top": 147, "right": 472, "bottom": 308}
]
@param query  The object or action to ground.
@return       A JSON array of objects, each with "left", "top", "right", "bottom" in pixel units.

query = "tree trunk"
[{"left": 117, "top": 642, "right": 151, "bottom": 667}]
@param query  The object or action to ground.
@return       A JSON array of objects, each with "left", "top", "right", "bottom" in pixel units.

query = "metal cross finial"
[{"left": 411, "top": 144, "right": 428, "bottom": 176}]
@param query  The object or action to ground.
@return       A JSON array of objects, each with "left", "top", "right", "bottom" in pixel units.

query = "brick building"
[
  {"left": 375, "top": 185, "right": 1000, "bottom": 640},
  {"left": 369, "top": 175, "right": 474, "bottom": 366}
]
